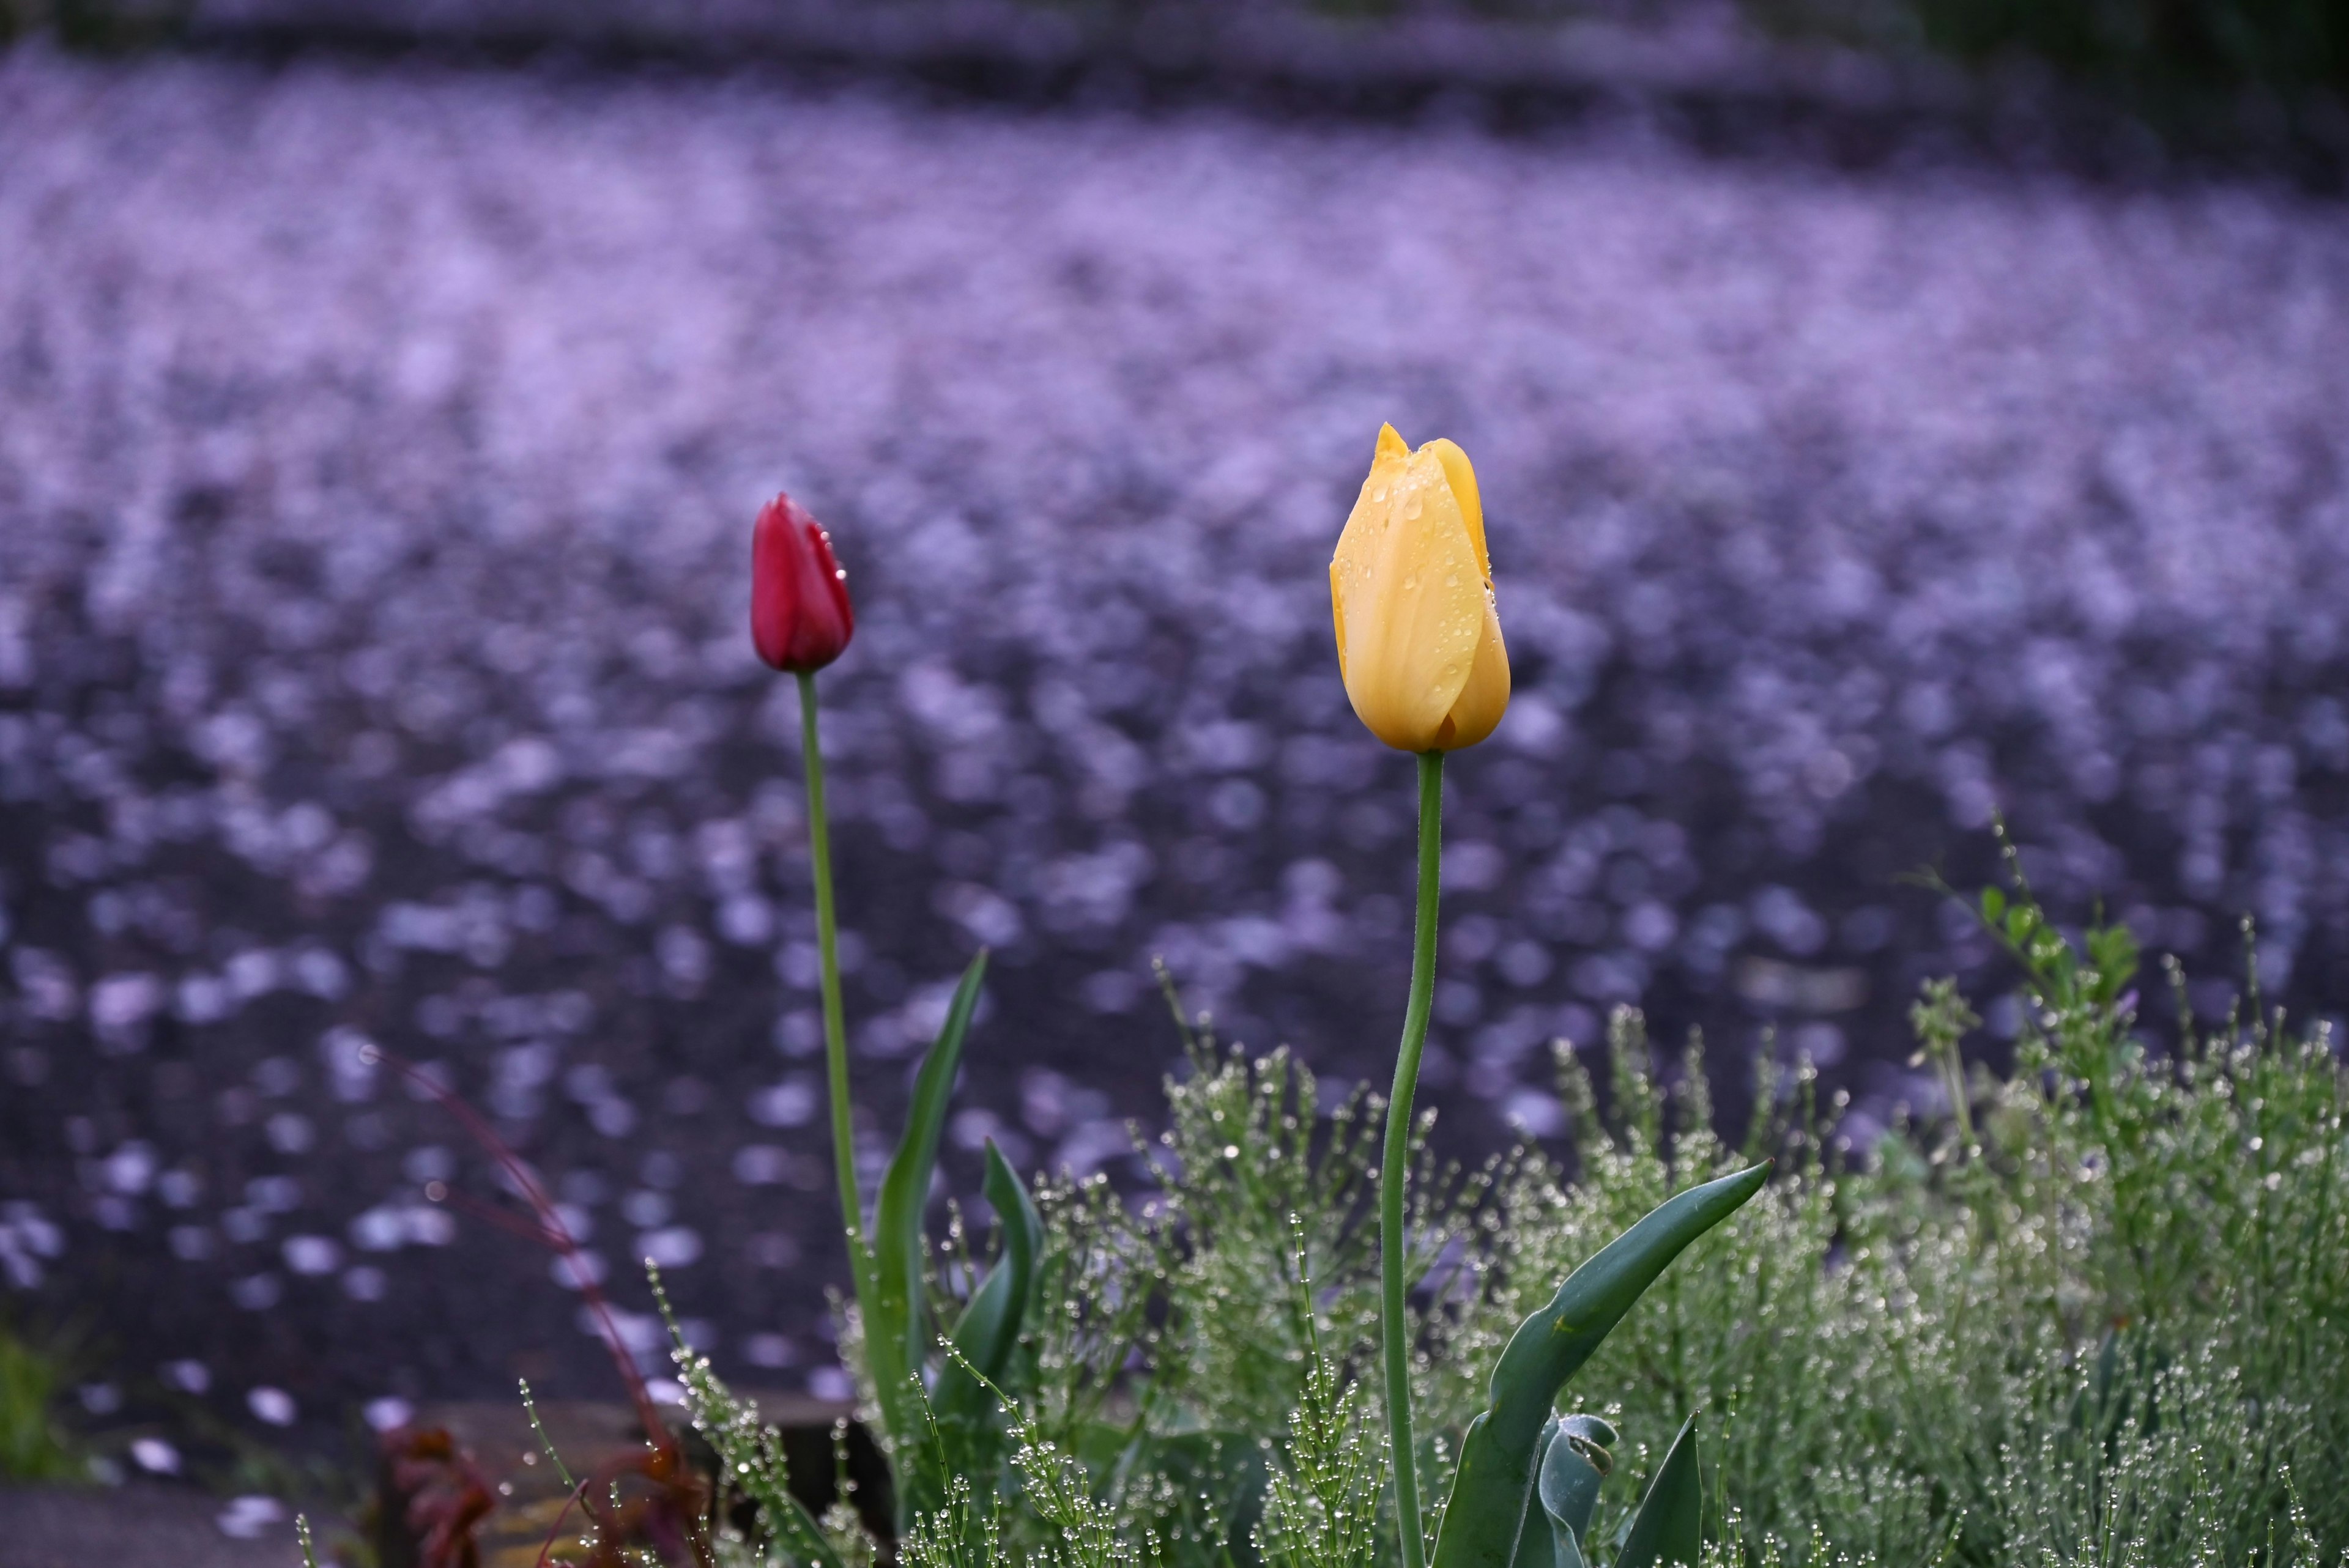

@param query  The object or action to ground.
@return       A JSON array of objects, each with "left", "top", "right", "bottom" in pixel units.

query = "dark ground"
[
  {"left": 0, "top": 1484, "right": 299, "bottom": 1567},
  {"left": 2, "top": 21, "right": 2348, "bottom": 1474}
]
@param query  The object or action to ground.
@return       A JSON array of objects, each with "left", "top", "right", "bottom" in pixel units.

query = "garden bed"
[{"left": 3, "top": 30, "right": 2348, "bottom": 1550}]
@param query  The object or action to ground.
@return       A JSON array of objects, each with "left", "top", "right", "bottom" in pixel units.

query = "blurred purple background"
[{"left": 4, "top": 18, "right": 2349, "bottom": 1457}]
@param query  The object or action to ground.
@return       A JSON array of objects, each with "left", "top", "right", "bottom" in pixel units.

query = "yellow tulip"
[{"left": 1330, "top": 424, "right": 1510, "bottom": 752}]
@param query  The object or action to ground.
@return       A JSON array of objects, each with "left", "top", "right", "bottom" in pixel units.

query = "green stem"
[
  {"left": 798, "top": 671, "right": 874, "bottom": 1309},
  {"left": 1381, "top": 749, "right": 1444, "bottom": 1568}
]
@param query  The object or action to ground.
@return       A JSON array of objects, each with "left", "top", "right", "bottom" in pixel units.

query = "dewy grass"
[{"left": 647, "top": 855, "right": 2345, "bottom": 1568}]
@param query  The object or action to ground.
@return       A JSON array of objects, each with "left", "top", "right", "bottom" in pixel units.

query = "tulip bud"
[
  {"left": 1330, "top": 425, "right": 1510, "bottom": 752},
  {"left": 751, "top": 492, "right": 855, "bottom": 674}
]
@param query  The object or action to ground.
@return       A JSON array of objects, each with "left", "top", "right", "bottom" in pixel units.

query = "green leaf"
[
  {"left": 1428, "top": 1164, "right": 1768, "bottom": 1568},
  {"left": 1537, "top": 1415, "right": 1615, "bottom": 1559},
  {"left": 867, "top": 952, "right": 989, "bottom": 1451},
  {"left": 960, "top": 1139, "right": 1045, "bottom": 1380},
  {"left": 1503, "top": 1419, "right": 1555, "bottom": 1568},
  {"left": 1612, "top": 1418, "right": 1701, "bottom": 1568},
  {"left": 932, "top": 1140, "right": 1043, "bottom": 1430},
  {"left": 1508, "top": 1414, "right": 1614, "bottom": 1568},
  {"left": 1980, "top": 886, "right": 2005, "bottom": 924},
  {"left": 2086, "top": 923, "right": 2141, "bottom": 1004}
]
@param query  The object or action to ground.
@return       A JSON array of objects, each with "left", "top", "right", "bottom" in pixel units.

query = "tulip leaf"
[
  {"left": 1505, "top": 1411, "right": 1616, "bottom": 1568},
  {"left": 1428, "top": 1163, "right": 1768, "bottom": 1568},
  {"left": 900, "top": 1138, "right": 1041, "bottom": 1528},
  {"left": 1537, "top": 1414, "right": 1616, "bottom": 1566},
  {"left": 1502, "top": 1419, "right": 1556, "bottom": 1568},
  {"left": 868, "top": 951, "right": 989, "bottom": 1455},
  {"left": 1612, "top": 1418, "right": 1702, "bottom": 1568},
  {"left": 933, "top": 1140, "right": 1044, "bottom": 1423}
]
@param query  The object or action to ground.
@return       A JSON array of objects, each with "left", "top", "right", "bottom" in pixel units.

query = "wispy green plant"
[
  {"left": 902, "top": 1470, "right": 1006, "bottom": 1568},
  {"left": 1455, "top": 832, "right": 2348, "bottom": 1568},
  {"left": 661, "top": 1276, "right": 845, "bottom": 1568},
  {"left": 1254, "top": 1223, "right": 1387, "bottom": 1568},
  {"left": 625, "top": 821, "right": 2347, "bottom": 1568}
]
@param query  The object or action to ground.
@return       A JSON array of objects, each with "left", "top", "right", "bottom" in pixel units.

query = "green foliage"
[
  {"left": 930, "top": 1142, "right": 1048, "bottom": 1473},
  {"left": 837, "top": 949, "right": 1063, "bottom": 1546},
  {"left": 1535, "top": 1414, "right": 1618, "bottom": 1568},
  {"left": 0, "top": 1318, "right": 80, "bottom": 1482},
  {"left": 660, "top": 1271, "right": 848, "bottom": 1568},
  {"left": 1255, "top": 1226, "right": 1387, "bottom": 1568},
  {"left": 903, "top": 1471, "right": 1007, "bottom": 1568},
  {"left": 1449, "top": 842, "right": 2347, "bottom": 1567},
  {"left": 1611, "top": 1419, "right": 1701, "bottom": 1568},
  {"left": 1001, "top": 1394, "right": 1162, "bottom": 1568},
  {"left": 872, "top": 953, "right": 993, "bottom": 1519},
  {"left": 1434, "top": 1166, "right": 1765, "bottom": 1568},
  {"left": 522, "top": 1376, "right": 579, "bottom": 1492},
  {"left": 674, "top": 840, "right": 2345, "bottom": 1568}
]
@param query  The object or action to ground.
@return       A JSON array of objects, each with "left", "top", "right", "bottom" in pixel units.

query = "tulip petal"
[
  {"left": 1330, "top": 560, "right": 1349, "bottom": 682},
  {"left": 1331, "top": 426, "right": 1490, "bottom": 752},
  {"left": 1438, "top": 586, "right": 1510, "bottom": 751},
  {"left": 1425, "top": 438, "right": 1491, "bottom": 588}
]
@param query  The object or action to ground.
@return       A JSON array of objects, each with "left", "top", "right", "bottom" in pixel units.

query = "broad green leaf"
[
  {"left": 1428, "top": 1164, "right": 1768, "bottom": 1568},
  {"left": 1507, "top": 1411, "right": 1616, "bottom": 1568},
  {"left": 1503, "top": 1419, "right": 1556, "bottom": 1568},
  {"left": 1612, "top": 1418, "right": 1701, "bottom": 1568},
  {"left": 867, "top": 951, "right": 989, "bottom": 1457}
]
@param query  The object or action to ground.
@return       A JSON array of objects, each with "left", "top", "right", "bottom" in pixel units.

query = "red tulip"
[{"left": 751, "top": 492, "right": 855, "bottom": 673}]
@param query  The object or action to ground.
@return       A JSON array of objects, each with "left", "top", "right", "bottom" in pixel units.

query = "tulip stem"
[
  {"left": 797, "top": 670, "right": 874, "bottom": 1309},
  {"left": 1381, "top": 749, "right": 1444, "bottom": 1568}
]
